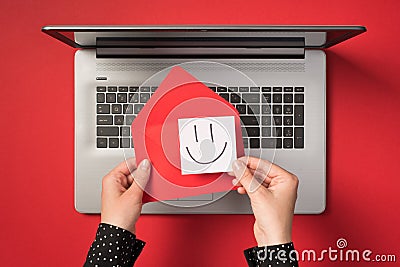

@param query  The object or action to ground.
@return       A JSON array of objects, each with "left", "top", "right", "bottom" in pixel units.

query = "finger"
[
  {"left": 126, "top": 173, "right": 134, "bottom": 186},
  {"left": 232, "top": 160, "right": 258, "bottom": 194},
  {"left": 238, "top": 156, "right": 289, "bottom": 178},
  {"left": 126, "top": 159, "right": 151, "bottom": 197},
  {"left": 253, "top": 169, "right": 272, "bottom": 185},
  {"left": 234, "top": 161, "right": 268, "bottom": 193},
  {"left": 110, "top": 158, "right": 138, "bottom": 177},
  {"left": 237, "top": 186, "right": 247, "bottom": 194}
]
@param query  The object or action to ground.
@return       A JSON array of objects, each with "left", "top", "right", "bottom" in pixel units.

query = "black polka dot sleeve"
[
  {"left": 244, "top": 242, "right": 299, "bottom": 267},
  {"left": 84, "top": 223, "right": 145, "bottom": 267}
]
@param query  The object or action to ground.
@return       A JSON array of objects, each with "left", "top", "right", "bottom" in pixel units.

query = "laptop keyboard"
[{"left": 96, "top": 86, "right": 304, "bottom": 149}]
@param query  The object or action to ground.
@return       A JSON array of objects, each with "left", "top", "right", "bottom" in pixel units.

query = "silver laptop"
[{"left": 42, "top": 25, "right": 366, "bottom": 214}]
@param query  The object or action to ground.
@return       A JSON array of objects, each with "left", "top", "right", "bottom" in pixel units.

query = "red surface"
[
  {"left": 1, "top": 0, "right": 399, "bottom": 266},
  {"left": 132, "top": 66, "right": 244, "bottom": 202}
]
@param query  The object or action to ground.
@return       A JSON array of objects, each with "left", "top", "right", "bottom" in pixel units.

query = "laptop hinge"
[{"left": 95, "top": 37, "right": 305, "bottom": 59}]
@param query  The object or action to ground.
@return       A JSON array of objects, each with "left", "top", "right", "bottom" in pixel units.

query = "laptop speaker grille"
[{"left": 96, "top": 62, "right": 305, "bottom": 73}]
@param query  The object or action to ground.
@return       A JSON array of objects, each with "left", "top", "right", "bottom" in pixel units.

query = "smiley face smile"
[{"left": 185, "top": 123, "right": 228, "bottom": 165}]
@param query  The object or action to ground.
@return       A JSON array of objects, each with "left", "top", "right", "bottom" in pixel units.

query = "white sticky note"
[{"left": 178, "top": 116, "right": 237, "bottom": 175}]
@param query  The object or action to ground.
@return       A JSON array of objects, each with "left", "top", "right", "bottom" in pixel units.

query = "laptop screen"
[{"left": 42, "top": 25, "right": 366, "bottom": 49}]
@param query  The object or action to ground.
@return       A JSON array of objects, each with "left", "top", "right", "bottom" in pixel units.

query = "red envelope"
[{"left": 131, "top": 66, "right": 244, "bottom": 202}]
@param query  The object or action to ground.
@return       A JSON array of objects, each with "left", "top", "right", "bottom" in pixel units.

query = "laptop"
[{"left": 42, "top": 25, "right": 366, "bottom": 214}]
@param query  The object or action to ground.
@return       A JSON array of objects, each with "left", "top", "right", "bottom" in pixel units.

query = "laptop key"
[
  {"left": 248, "top": 105, "right": 260, "bottom": 114},
  {"left": 208, "top": 87, "right": 216, "bottom": 92},
  {"left": 134, "top": 104, "right": 144, "bottom": 114},
  {"left": 294, "top": 105, "right": 304, "bottom": 125},
  {"left": 219, "top": 93, "right": 229, "bottom": 102},
  {"left": 117, "top": 93, "right": 127, "bottom": 103},
  {"left": 97, "top": 104, "right": 110, "bottom": 114},
  {"left": 261, "top": 87, "right": 272, "bottom": 92},
  {"left": 240, "top": 126, "right": 247, "bottom": 137},
  {"left": 114, "top": 115, "right": 124, "bottom": 125},
  {"left": 97, "top": 127, "right": 119, "bottom": 136},
  {"left": 230, "top": 93, "right": 241, "bottom": 103},
  {"left": 121, "top": 126, "right": 131, "bottom": 136},
  {"left": 112, "top": 104, "right": 122, "bottom": 114},
  {"left": 283, "top": 116, "right": 293, "bottom": 125},
  {"left": 250, "top": 138, "right": 260, "bottom": 148},
  {"left": 241, "top": 116, "right": 259, "bottom": 126},
  {"left": 261, "top": 138, "right": 276, "bottom": 148},
  {"left": 97, "top": 115, "right": 113, "bottom": 125},
  {"left": 294, "top": 127, "right": 304, "bottom": 148},
  {"left": 242, "top": 93, "right": 260, "bottom": 103},
  {"left": 294, "top": 94, "right": 304, "bottom": 103},
  {"left": 228, "top": 87, "right": 238, "bottom": 92},
  {"left": 97, "top": 86, "right": 106, "bottom": 92},
  {"left": 106, "top": 93, "right": 116, "bottom": 103},
  {"left": 273, "top": 116, "right": 282, "bottom": 125},
  {"left": 236, "top": 105, "right": 247, "bottom": 114},
  {"left": 151, "top": 86, "right": 158, "bottom": 92},
  {"left": 261, "top": 116, "right": 272, "bottom": 126},
  {"left": 262, "top": 93, "right": 271, "bottom": 103},
  {"left": 250, "top": 87, "right": 260, "bottom": 92},
  {"left": 108, "top": 86, "right": 117, "bottom": 92},
  {"left": 272, "top": 127, "right": 282, "bottom": 137},
  {"left": 126, "top": 115, "right": 136, "bottom": 125},
  {"left": 245, "top": 127, "right": 260, "bottom": 137},
  {"left": 239, "top": 87, "right": 249, "bottom": 92},
  {"left": 140, "top": 93, "right": 150, "bottom": 103},
  {"left": 109, "top": 138, "right": 119, "bottom": 148},
  {"left": 275, "top": 138, "right": 282, "bottom": 148},
  {"left": 129, "top": 86, "right": 139, "bottom": 92},
  {"left": 120, "top": 138, "right": 130, "bottom": 148},
  {"left": 284, "top": 87, "right": 293, "bottom": 92},
  {"left": 217, "top": 87, "right": 227, "bottom": 92},
  {"left": 243, "top": 138, "right": 249, "bottom": 148},
  {"left": 294, "top": 87, "right": 304, "bottom": 92},
  {"left": 140, "top": 86, "right": 150, "bottom": 92},
  {"left": 273, "top": 94, "right": 282, "bottom": 103},
  {"left": 123, "top": 104, "right": 133, "bottom": 114},
  {"left": 284, "top": 94, "right": 293, "bottom": 103},
  {"left": 97, "top": 138, "right": 107, "bottom": 148},
  {"left": 283, "top": 105, "right": 293, "bottom": 114},
  {"left": 283, "top": 138, "right": 293, "bottom": 149},
  {"left": 118, "top": 86, "right": 128, "bottom": 92},
  {"left": 273, "top": 87, "right": 282, "bottom": 92},
  {"left": 128, "top": 93, "right": 139, "bottom": 103},
  {"left": 272, "top": 105, "right": 282, "bottom": 114},
  {"left": 97, "top": 93, "right": 105, "bottom": 103},
  {"left": 262, "top": 127, "right": 271, "bottom": 137},
  {"left": 261, "top": 138, "right": 282, "bottom": 148},
  {"left": 261, "top": 104, "right": 272, "bottom": 114},
  {"left": 283, "top": 127, "right": 293, "bottom": 137}
]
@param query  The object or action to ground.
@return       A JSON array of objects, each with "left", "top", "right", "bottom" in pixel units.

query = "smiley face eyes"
[{"left": 194, "top": 124, "right": 214, "bottom": 143}]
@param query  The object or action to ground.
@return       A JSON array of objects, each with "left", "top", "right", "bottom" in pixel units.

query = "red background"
[{"left": 1, "top": 0, "right": 399, "bottom": 266}]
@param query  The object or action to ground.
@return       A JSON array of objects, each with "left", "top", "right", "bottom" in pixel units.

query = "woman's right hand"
[{"left": 230, "top": 156, "right": 299, "bottom": 246}]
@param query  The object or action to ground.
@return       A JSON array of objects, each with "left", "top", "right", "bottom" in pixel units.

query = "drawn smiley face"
[
  {"left": 185, "top": 123, "right": 228, "bottom": 165},
  {"left": 178, "top": 116, "right": 236, "bottom": 175}
]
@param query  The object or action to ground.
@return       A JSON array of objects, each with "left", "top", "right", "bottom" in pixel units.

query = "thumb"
[
  {"left": 127, "top": 159, "right": 151, "bottom": 198},
  {"left": 232, "top": 160, "right": 257, "bottom": 193}
]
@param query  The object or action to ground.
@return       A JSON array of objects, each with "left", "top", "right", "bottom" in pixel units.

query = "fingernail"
[
  {"left": 232, "top": 178, "right": 238, "bottom": 185},
  {"left": 232, "top": 160, "right": 244, "bottom": 172},
  {"left": 140, "top": 159, "right": 150, "bottom": 170}
]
